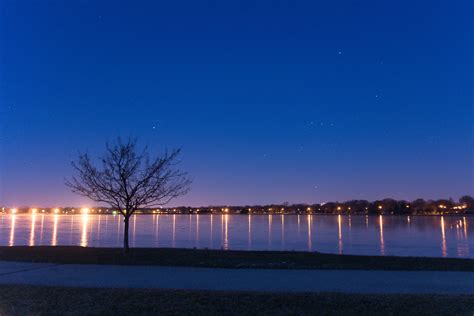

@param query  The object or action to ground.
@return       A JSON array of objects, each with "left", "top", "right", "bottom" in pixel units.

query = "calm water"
[{"left": 0, "top": 214, "right": 472, "bottom": 258}]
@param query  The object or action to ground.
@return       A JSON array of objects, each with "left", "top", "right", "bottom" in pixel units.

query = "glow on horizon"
[{"left": 81, "top": 208, "right": 90, "bottom": 214}]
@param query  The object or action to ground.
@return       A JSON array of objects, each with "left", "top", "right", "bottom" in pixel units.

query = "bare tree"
[{"left": 66, "top": 138, "right": 191, "bottom": 252}]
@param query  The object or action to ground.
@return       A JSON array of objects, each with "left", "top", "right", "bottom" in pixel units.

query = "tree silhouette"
[
  {"left": 460, "top": 195, "right": 474, "bottom": 210},
  {"left": 66, "top": 138, "right": 191, "bottom": 252}
]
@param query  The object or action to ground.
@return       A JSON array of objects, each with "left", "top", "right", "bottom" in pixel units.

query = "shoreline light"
[{"left": 81, "top": 208, "right": 90, "bottom": 214}]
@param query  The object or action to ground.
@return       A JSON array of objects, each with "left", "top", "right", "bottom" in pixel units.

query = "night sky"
[{"left": 1, "top": 1, "right": 472, "bottom": 207}]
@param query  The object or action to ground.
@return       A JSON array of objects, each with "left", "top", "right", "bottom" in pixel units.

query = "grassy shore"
[
  {"left": 0, "top": 285, "right": 473, "bottom": 315},
  {"left": 1, "top": 246, "right": 473, "bottom": 271}
]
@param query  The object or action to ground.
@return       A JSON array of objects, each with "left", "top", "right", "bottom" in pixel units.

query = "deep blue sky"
[{"left": 1, "top": 0, "right": 472, "bottom": 207}]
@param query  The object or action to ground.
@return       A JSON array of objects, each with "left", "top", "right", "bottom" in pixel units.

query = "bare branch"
[{"left": 66, "top": 138, "right": 191, "bottom": 218}]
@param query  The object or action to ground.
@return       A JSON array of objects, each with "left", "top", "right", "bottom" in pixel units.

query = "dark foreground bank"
[
  {"left": 0, "top": 285, "right": 473, "bottom": 315},
  {"left": 1, "top": 246, "right": 473, "bottom": 271}
]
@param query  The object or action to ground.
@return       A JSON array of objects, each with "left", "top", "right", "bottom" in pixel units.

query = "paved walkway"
[{"left": 0, "top": 261, "right": 473, "bottom": 294}]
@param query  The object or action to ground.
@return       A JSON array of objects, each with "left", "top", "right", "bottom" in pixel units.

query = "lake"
[{"left": 0, "top": 214, "right": 472, "bottom": 258}]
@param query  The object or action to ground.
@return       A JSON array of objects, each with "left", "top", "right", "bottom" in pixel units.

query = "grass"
[
  {"left": 0, "top": 284, "right": 473, "bottom": 315},
  {"left": 1, "top": 246, "right": 474, "bottom": 271}
]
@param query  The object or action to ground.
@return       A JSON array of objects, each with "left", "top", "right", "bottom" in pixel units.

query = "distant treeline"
[
  {"left": 178, "top": 196, "right": 473, "bottom": 215},
  {"left": 3, "top": 196, "right": 473, "bottom": 216}
]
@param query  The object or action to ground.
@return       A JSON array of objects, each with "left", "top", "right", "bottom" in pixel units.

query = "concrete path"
[{"left": 0, "top": 261, "right": 473, "bottom": 294}]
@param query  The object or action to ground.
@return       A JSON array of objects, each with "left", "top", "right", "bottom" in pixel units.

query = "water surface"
[{"left": 0, "top": 214, "right": 472, "bottom": 258}]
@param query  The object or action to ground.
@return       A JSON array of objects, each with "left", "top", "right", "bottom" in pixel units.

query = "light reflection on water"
[
  {"left": 441, "top": 216, "right": 447, "bottom": 257},
  {"left": 0, "top": 214, "right": 472, "bottom": 258},
  {"left": 379, "top": 215, "right": 385, "bottom": 256},
  {"left": 29, "top": 214, "right": 35, "bottom": 246}
]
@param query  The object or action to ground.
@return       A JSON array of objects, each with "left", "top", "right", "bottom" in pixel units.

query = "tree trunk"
[{"left": 123, "top": 216, "right": 130, "bottom": 253}]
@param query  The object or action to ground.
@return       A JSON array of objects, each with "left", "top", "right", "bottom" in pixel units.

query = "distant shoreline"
[
  {"left": 2, "top": 196, "right": 473, "bottom": 216},
  {"left": 1, "top": 212, "right": 472, "bottom": 217}
]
